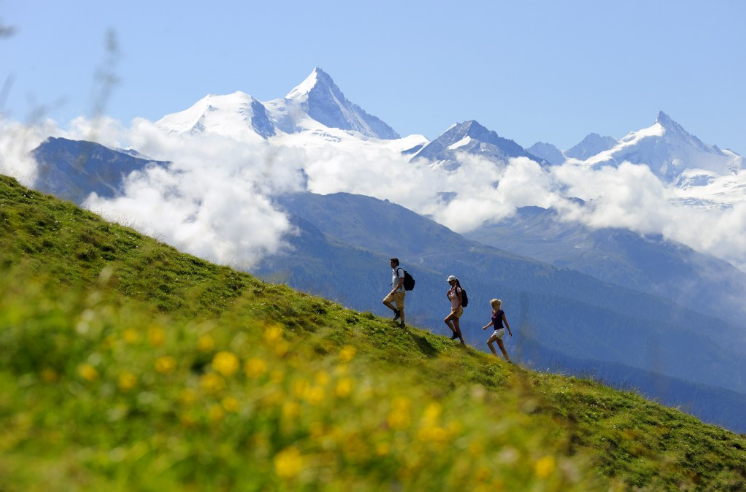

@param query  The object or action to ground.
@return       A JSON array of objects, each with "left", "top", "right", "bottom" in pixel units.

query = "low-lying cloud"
[{"left": 3, "top": 117, "right": 746, "bottom": 273}]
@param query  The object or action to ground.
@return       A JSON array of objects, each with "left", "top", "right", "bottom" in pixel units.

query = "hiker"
[
  {"left": 445, "top": 275, "right": 465, "bottom": 344},
  {"left": 482, "top": 299, "right": 512, "bottom": 362},
  {"left": 382, "top": 258, "right": 406, "bottom": 328}
]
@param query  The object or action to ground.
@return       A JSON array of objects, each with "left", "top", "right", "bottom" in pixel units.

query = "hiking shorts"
[
  {"left": 383, "top": 291, "right": 405, "bottom": 310},
  {"left": 490, "top": 328, "right": 505, "bottom": 340},
  {"left": 450, "top": 306, "right": 463, "bottom": 319}
]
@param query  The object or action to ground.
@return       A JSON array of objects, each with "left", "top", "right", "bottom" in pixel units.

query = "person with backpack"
[
  {"left": 445, "top": 275, "right": 465, "bottom": 344},
  {"left": 482, "top": 299, "right": 512, "bottom": 362},
  {"left": 383, "top": 258, "right": 407, "bottom": 328}
]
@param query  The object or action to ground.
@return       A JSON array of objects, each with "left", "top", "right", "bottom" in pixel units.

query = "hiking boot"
[
  {"left": 392, "top": 309, "right": 401, "bottom": 321},
  {"left": 450, "top": 332, "right": 459, "bottom": 340},
  {"left": 400, "top": 322, "right": 406, "bottom": 329}
]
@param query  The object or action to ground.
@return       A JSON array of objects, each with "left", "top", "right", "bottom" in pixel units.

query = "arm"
[
  {"left": 503, "top": 313, "right": 512, "bottom": 336},
  {"left": 390, "top": 270, "right": 404, "bottom": 295},
  {"left": 482, "top": 319, "right": 494, "bottom": 330}
]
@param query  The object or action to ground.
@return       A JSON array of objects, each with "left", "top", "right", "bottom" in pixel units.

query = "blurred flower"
[
  {"left": 148, "top": 326, "right": 165, "bottom": 347},
  {"left": 387, "top": 397, "right": 411, "bottom": 430},
  {"left": 118, "top": 371, "right": 137, "bottom": 391},
  {"left": 270, "top": 370, "right": 284, "bottom": 384},
  {"left": 78, "top": 364, "right": 99, "bottom": 382},
  {"left": 245, "top": 357, "right": 267, "bottom": 379},
  {"left": 155, "top": 356, "right": 177, "bottom": 374},
  {"left": 200, "top": 373, "right": 226, "bottom": 394},
  {"left": 468, "top": 441, "right": 484, "bottom": 457},
  {"left": 212, "top": 351, "right": 240, "bottom": 377},
  {"left": 422, "top": 402, "right": 442, "bottom": 423},
  {"left": 209, "top": 404, "right": 225, "bottom": 422},
  {"left": 264, "top": 324, "right": 284, "bottom": 344},
  {"left": 221, "top": 396, "right": 240, "bottom": 413},
  {"left": 335, "top": 378, "right": 353, "bottom": 399},
  {"left": 274, "top": 446, "right": 304, "bottom": 478},
  {"left": 282, "top": 401, "right": 300, "bottom": 419},
  {"left": 339, "top": 345, "right": 356, "bottom": 362},
  {"left": 179, "top": 388, "right": 197, "bottom": 405},
  {"left": 123, "top": 329, "right": 139, "bottom": 344},
  {"left": 198, "top": 334, "right": 215, "bottom": 352},
  {"left": 274, "top": 340, "right": 289, "bottom": 357},
  {"left": 314, "top": 371, "right": 330, "bottom": 386},
  {"left": 535, "top": 455, "right": 556, "bottom": 478},
  {"left": 304, "top": 386, "right": 324, "bottom": 406}
]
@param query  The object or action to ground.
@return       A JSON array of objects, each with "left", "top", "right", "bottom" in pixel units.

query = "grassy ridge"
[{"left": 1, "top": 174, "right": 745, "bottom": 491}]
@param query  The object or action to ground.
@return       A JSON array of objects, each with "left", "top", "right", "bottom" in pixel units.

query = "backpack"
[
  {"left": 459, "top": 286, "right": 469, "bottom": 307},
  {"left": 397, "top": 267, "right": 416, "bottom": 291}
]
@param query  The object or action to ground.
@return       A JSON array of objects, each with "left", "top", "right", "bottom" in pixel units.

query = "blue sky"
[{"left": 2, "top": 0, "right": 744, "bottom": 153}]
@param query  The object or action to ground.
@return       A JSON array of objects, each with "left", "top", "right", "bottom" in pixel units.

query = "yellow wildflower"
[
  {"left": 264, "top": 324, "right": 284, "bottom": 344},
  {"left": 304, "top": 385, "right": 324, "bottom": 406},
  {"left": 212, "top": 351, "right": 240, "bottom": 377},
  {"left": 274, "top": 446, "right": 304, "bottom": 479},
  {"left": 123, "top": 329, "right": 139, "bottom": 344},
  {"left": 422, "top": 402, "right": 442, "bottom": 423},
  {"left": 208, "top": 404, "right": 225, "bottom": 422},
  {"left": 314, "top": 371, "right": 330, "bottom": 386},
  {"left": 387, "top": 397, "right": 411, "bottom": 430},
  {"left": 339, "top": 345, "right": 356, "bottom": 362},
  {"left": 154, "top": 356, "right": 177, "bottom": 374},
  {"left": 335, "top": 378, "right": 353, "bottom": 399},
  {"left": 78, "top": 364, "right": 99, "bottom": 382},
  {"left": 274, "top": 340, "right": 289, "bottom": 357},
  {"left": 198, "top": 334, "right": 215, "bottom": 352},
  {"left": 244, "top": 357, "right": 268, "bottom": 379},
  {"left": 200, "top": 373, "right": 226, "bottom": 394},
  {"left": 375, "top": 442, "right": 390, "bottom": 456},
  {"left": 221, "top": 396, "right": 240, "bottom": 413},
  {"left": 535, "top": 455, "right": 556, "bottom": 478},
  {"left": 179, "top": 388, "right": 197, "bottom": 405},
  {"left": 118, "top": 371, "right": 137, "bottom": 391},
  {"left": 468, "top": 440, "right": 484, "bottom": 457},
  {"left": 148, "top": 326, "right": 165, "bottom": 347},
  {"left": 282, "top": 401, "right": 300, "bottom": 419}
]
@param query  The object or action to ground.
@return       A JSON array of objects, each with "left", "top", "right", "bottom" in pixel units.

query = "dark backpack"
[
  {"left": 459, "top": 286, "right": 469, "bottom": 307},
  {"left": 397, "top": 267, "right": 416, "bottom": 291}
]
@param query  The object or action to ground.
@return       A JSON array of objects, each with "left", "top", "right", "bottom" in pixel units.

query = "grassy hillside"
[{"left": 1, "top": 174, "right": 745, "bottom": 491}]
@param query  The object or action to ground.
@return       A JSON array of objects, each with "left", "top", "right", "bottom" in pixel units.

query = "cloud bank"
[{"left": 3, "top": 117, "right": 746, "bottom": 272}]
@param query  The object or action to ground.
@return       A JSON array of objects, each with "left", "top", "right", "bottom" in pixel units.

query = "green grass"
[{"left": 1, "top": 174, "right": 745, "bottom": 491}]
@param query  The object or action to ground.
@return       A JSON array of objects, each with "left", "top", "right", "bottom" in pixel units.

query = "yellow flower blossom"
[
  {"left": 148, "top": 326, "right": 165, "bottom": 347},
  {"left": 123, "top": 329, "right": 139, "bottom": 344},
  {"left": 270, "top": 370, "right": 284, "bottom": 384},
  {"left": 208, "top": 404, "right": 225, "bottom": 422},
  {"left": 422, "top": 402, "right": 442, "bottom": 423},
  {"left": 221, "top": 396, "right": 240, "bottom": 413},
  {"left": 274, "top": 446, "right": 304, "bottom": 479},
  {"left": 154, "top": 356, "right": 177, "bottom": 374},
  {"left": 244, "top": 357, "right": 267, "bottom": 379},
  {"left": 375, "top": 442, "right": 390, "bottom": 456},
  {"left": 274, "top": 340, "right": 289, "bottom": 357},
  {"left": 304, "top": 385, "right": 324, "bottom": 406},
  {"left": 200, "top": 373, "right": 226, "bottom": 394},
  {"left": 264, "top": 324, "right": 284, "bottom": 344},
  {"left": 118, "top": 371, "right": 137, "bottom": 391},
  {"left": 535, "top": 455, "right": 556, "bottom": 478},
  {"left": 293, "top": 379, "right": 309, "bottom": 398},
  {"left": 179, "top": 388, "right": 197, "bottom": 405},
  {"left": 314, "top": 371, "right": 330, "bottom": 386},
  {"left": 78, "top": 364, "right": 99, "bottom": 382},
  {"left": 468, "top": 440, "right": 484, "bottom": 457},
  {"left": 212, "top": 351, "right": 240, "bottom": 377},
  {"left": 339, "top": 345, "right": 356, "bottom": 362},
  {"left": 198, "top": 334, "right": 215, "bottom": 352},
  {"left": 387, "top": 397, "right": 411, "bottom": 430},
  {"left": 282, "top": 401, "right": 300, "bottom": 419},
  {"left": 335, "top": 378, "right": 353, "bottom": 399}
]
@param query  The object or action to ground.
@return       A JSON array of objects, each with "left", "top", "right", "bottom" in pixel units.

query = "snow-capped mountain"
[
  {"left": 412, "top": 120, "right": 542, "bottom": 169},
  {"left": 578, "top": 112, "right": 743, "bottom": 181},
  {"left": 156, "top": 68, "right": 400, "bottom": 141},
  {"left": 526, "top": 141, "right": 564, "bottom": 165},
  {"left": 565, "top": 133, "right": 619, "bottom": 161}
]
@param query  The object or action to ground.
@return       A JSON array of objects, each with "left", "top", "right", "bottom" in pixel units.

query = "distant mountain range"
[{"left": 17, "top": 68, "right": 746, "bottom": 432}]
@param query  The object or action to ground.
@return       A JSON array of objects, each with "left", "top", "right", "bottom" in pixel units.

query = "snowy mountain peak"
[{"left": 279, "top": 68, "right": 400, "bottom": 140}]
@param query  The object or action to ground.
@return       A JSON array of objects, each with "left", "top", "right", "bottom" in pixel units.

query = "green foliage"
[{"left": 1, "top": 174, "right": 745, "bottom": 491}]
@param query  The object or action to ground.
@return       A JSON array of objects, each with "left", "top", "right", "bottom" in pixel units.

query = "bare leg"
[
  {"left": 453, "top": 317, "right": 465, "bottom": 345},
  {"left": 487, "top": 336, "right": 498, "bottom": 356},
  {"left": 383, "top": 299, "right": 397, "bottom": 313},
  {"left": 497, "top": 339, "right": 511, "bottom": 362}
]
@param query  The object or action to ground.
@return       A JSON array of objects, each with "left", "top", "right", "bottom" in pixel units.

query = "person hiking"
[
  {"left": 445, "top": 275, "right": 465, "bottom": 344},
  {"left": 382, "top": 258, "right": 406, "bottom": 328},
  {"left": 482, "top": 299, "right": 512, "bottom": 362}
]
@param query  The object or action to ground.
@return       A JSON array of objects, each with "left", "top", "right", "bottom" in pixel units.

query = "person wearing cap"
[
  {"left": 445, "top": 275, "right": 465, "bottom": 344},
  {"left": 382, "top": 257, "right": 406, "bottom": 328}
]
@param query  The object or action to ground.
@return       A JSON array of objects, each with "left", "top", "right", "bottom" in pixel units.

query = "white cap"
[{"left": 447, "top": 275, "right": 457, "bottom": 282}]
